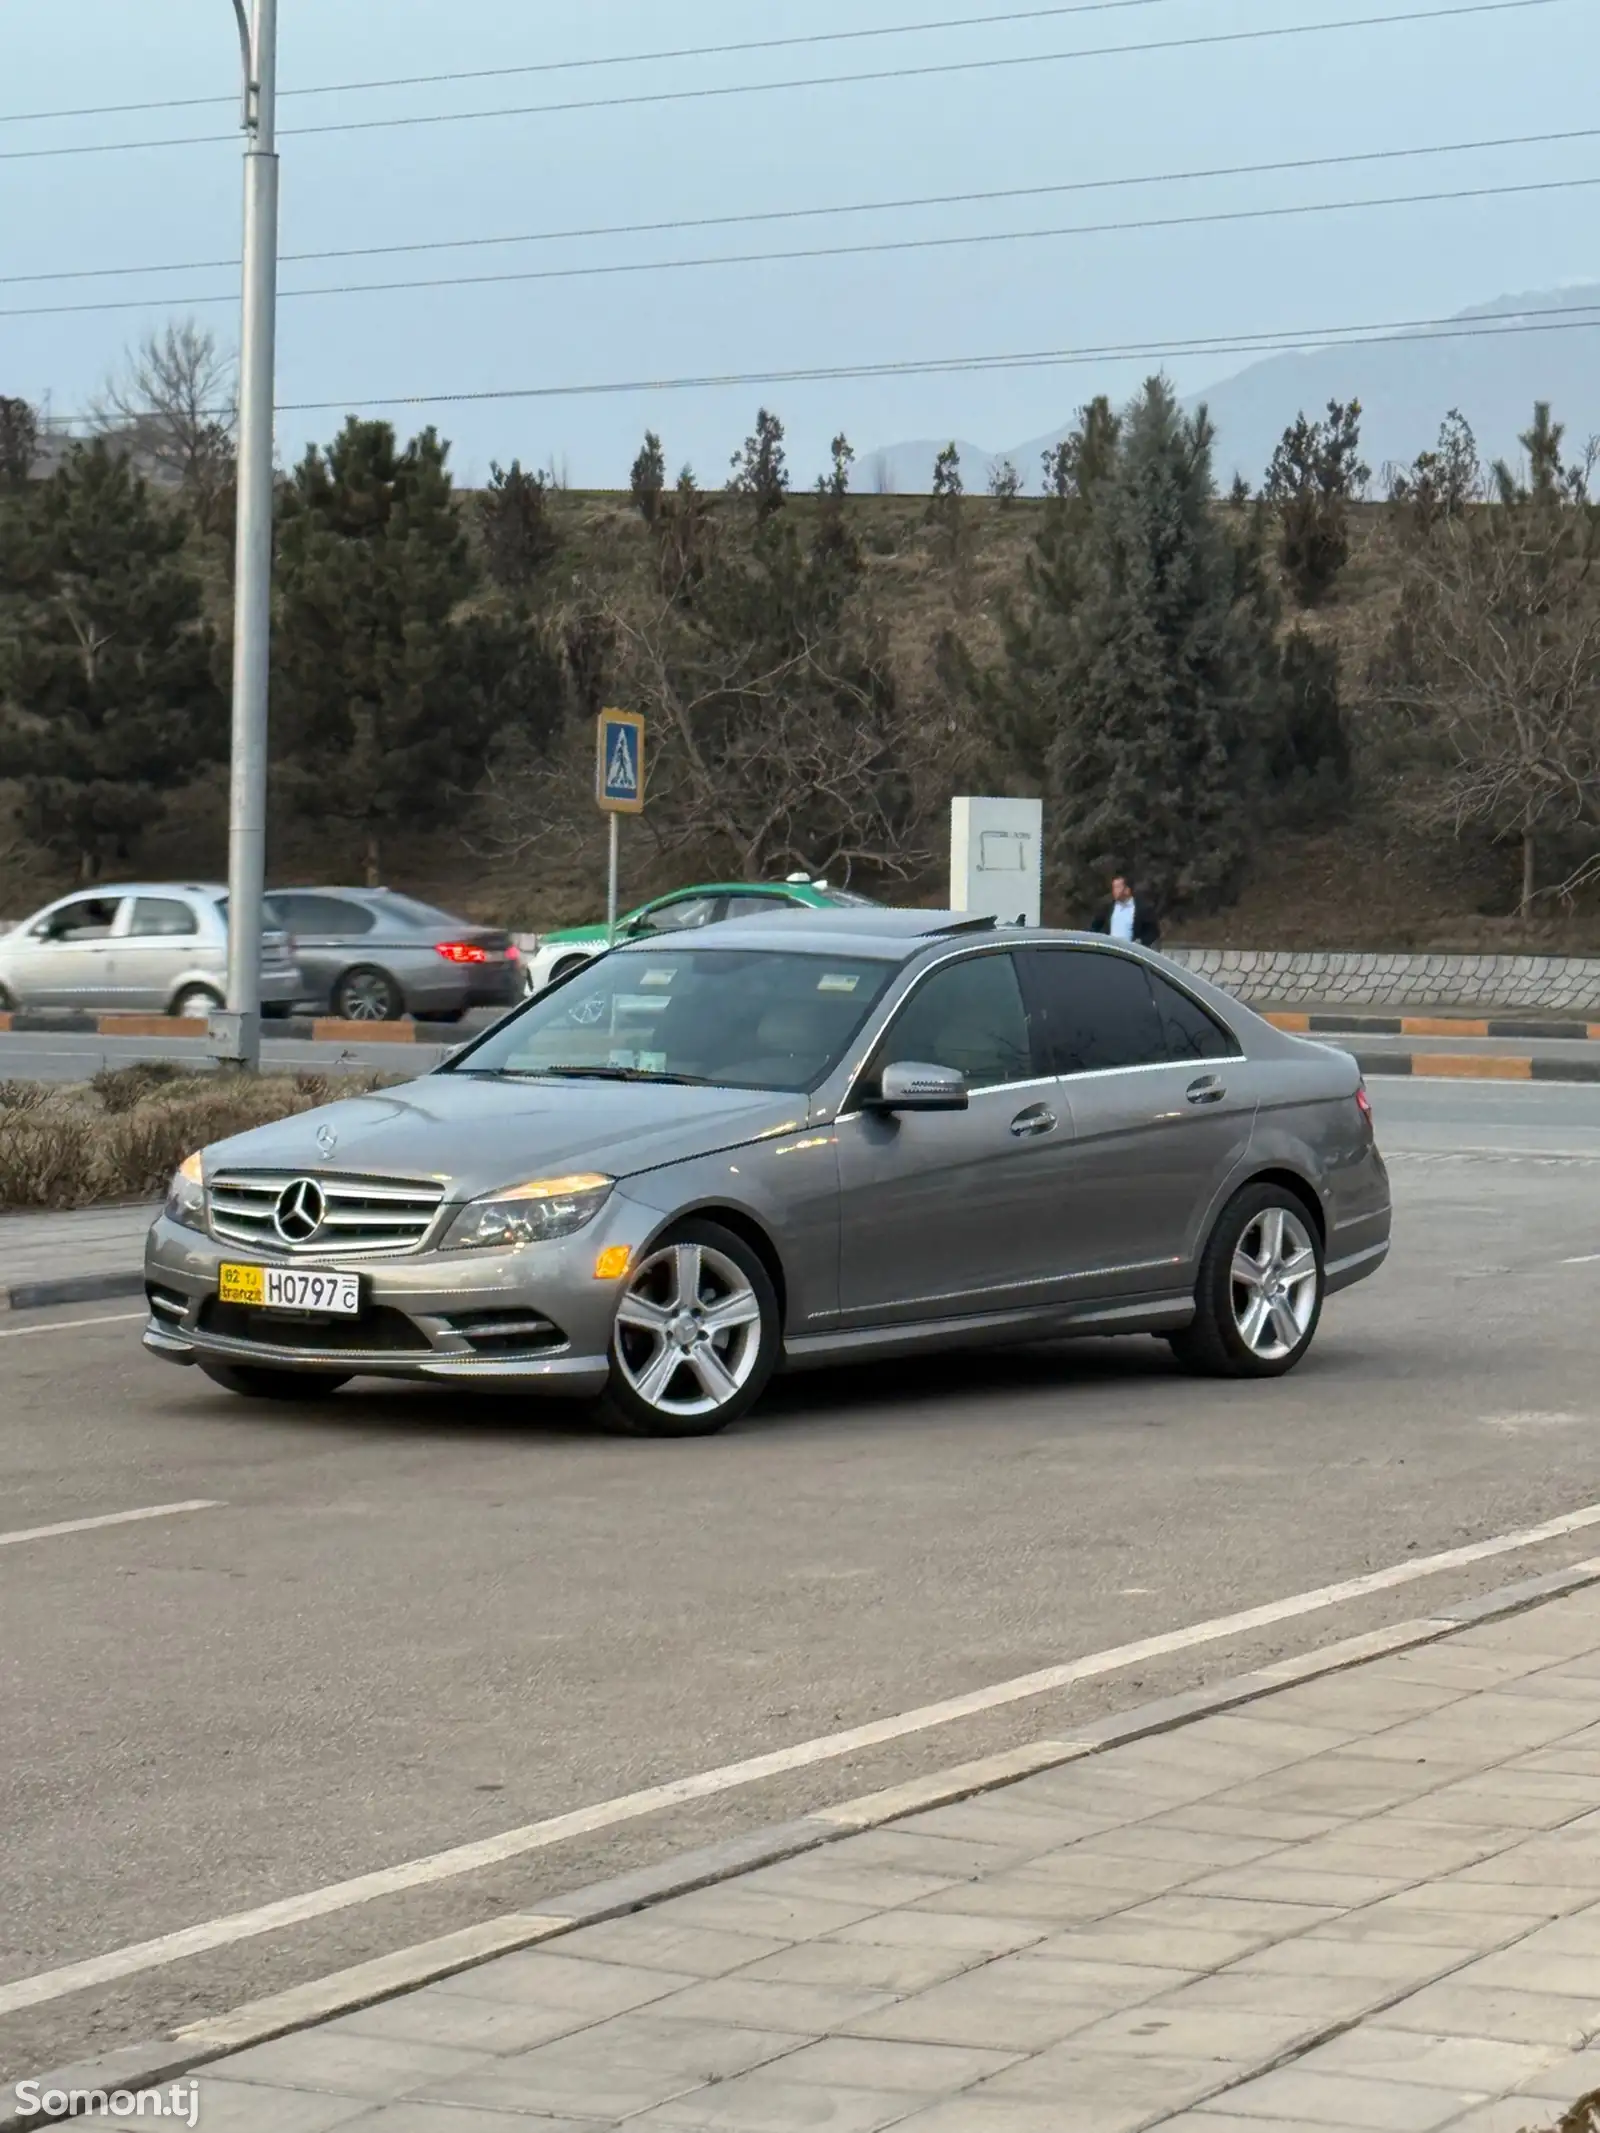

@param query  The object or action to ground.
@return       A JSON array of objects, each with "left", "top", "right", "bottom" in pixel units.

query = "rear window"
[{"left": 368, "top": 892, "right": 460, "bottom": 929}]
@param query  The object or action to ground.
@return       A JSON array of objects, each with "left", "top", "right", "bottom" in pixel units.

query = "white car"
[{"left": 0, "top": 883, "right": 300, "bottom": 1017}]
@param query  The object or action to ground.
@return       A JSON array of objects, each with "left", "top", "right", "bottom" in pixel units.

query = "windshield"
[{"left": 448, "top": 947, "right": 896, "bottom": 1092}]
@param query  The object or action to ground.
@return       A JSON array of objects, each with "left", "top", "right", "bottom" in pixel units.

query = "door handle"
[
  {"left": 1010, "top": 1103, "right": 1058, "bottom": 1138},
  {"left": 1186, "top": 1076, "right": 1226, "bottom": 1106}
]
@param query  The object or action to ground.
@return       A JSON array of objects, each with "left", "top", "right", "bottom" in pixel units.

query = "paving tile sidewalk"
[
  {"left": 0, "top": 1203, "right": 153, "bottom": 1305},
  {"left": 119, "top": 1591, "right": 1600, "bottom": 2128}
]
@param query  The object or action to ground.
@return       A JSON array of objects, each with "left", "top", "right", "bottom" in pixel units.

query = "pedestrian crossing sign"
[{"left": 596, "top": 708, "right": 646, "bottom": 814}]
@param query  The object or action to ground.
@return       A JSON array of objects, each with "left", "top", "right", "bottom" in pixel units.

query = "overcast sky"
[{"left": 3, "top": 0, "right": 1595, "bottom": 488}]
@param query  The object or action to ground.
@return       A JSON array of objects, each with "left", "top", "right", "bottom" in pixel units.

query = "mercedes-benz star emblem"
[
  {"left": 316, "top": 1123, "right": 338, "bottom": 1157},
  {"left": 273, "top": 1178, "right": 326, "bottom": 1245}
]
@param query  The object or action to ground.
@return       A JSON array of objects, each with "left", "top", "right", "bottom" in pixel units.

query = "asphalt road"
[{"left": 3, "top": 1080, "right": 1600, "bottom": 2086}]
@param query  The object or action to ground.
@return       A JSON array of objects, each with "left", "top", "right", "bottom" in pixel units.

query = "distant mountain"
[{"left": 865, "top": 286, "right": 1600, "bottom": 495}]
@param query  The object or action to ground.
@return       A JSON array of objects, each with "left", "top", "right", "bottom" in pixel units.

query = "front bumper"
[{"left": 142, "top": 1213, "right": 617, "bottom": 1393}]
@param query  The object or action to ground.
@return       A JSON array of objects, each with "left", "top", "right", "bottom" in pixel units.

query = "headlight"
[
  {"left": 165, "top": 1151, "right": 206, "bottom": 1232},
  {"left": 442, "top": 1173, "right": 613, "bottom": 1252}
]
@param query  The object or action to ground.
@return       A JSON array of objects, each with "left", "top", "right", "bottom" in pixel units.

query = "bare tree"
[
  {"left": 988, "top": 457, "right": 1022, "bottom": 505},
  {"left": 1381, "top": 493, "right": 1600, "bottom": 915},
  {"left": 92, "top": 321, "right": 237, "bottom": 532},
  {"left": 601, "top": 594, "right": 941, "bottom": 884}
]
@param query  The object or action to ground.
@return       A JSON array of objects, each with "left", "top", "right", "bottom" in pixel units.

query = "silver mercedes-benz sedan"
[{"left": 143, "top": 909, "right": 1390, "bottom": 1436}]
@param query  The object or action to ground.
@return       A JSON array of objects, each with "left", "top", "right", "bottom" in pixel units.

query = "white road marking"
[
  {"left": 1563, "top": 1254, "right": 1600, "bottom": 1266},
  {"left": 0, "top": 1500, "right": 221, "bottom": 1550},
  {"left": 8, "top": 1502, "right": 1600, "bottom": 2016},
  {"left": 0, "top": 1310, "right": 144, "bottom": 1339}
]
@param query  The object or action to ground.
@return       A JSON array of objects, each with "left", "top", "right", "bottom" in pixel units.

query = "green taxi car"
[{"left": 523, "top": 878, "right": 876, "bottom": 994}]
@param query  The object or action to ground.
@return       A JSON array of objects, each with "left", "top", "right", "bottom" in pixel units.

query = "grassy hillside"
[{"left": 4, "top": 491, "right": 1597, "bottom": 953}]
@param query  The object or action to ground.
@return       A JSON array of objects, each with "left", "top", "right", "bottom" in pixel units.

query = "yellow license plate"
[{"left": 219, "top": 1262, "right": 266, "bottom": 1305}]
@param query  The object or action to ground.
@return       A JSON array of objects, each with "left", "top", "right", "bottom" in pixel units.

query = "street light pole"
[{"left": 217, "top": 0, "right": 279, "bottom": 1071}]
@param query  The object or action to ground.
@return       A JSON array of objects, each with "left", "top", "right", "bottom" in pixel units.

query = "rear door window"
[
  {"left": 275, "top": 895, "right": 376, "bottom": 936},
  {"left": 720, "top": 894, "right": 797, "bottom": 921},
  {"left": 1147, "top": 969, "right": 1239, "bottom": 1061},
  {"left": 1019, "top": 948, "right": 1166, "bottom": 1075},
  {"left": 128, "top": 896, "right": 198, "bottom": 938}
]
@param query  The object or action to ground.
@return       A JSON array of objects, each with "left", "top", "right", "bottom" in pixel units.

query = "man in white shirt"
[{"left": 1089, "top": 874, "right": 1161, "bottom": 948}]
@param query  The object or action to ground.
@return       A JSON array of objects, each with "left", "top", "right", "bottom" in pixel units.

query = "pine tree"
[
  {"left": 0, "top": 440, "right": 223, "bottom": 876},
  {"left": 272, "top": 419, "right": 559, "bottom": 883},
  {"left": 929, "top": 443, "right": 964, "bottom": 563},
  {"left": 0, "top": 397, "right": 38, "bottom": 492},
  {"left": 630, "top": 431, "right": 666, "bottom": 523},
  {"left": 728, "top": 409, "right": 788, "bottom": 518},
  {"left": 478, "top": 459, "right": 559, "bottom": 594},
  {"left": 999, "top": 379, "right": 1279, "bottom": 907},
  {"left": 1263, "top": 398, "right": 1368, "bottom": 606}
]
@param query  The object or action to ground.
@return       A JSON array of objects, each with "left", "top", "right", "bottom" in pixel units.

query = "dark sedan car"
[{"left": 266, "top": 888, "right": 521, "bottom": 1021}]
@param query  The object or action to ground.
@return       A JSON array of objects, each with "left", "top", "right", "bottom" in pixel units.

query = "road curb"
[
  {"left": 1, "top": 1271, "right": 144, "bottom": 1313},
  {"left": 11, "top": 1553, "right": 1600, "bottom": 2127},
  {"left": 0, "top": 1012, "right": 472, "bottom": 1043},
  {"left": 1352, "top": 1050, "right": 1600, "bottom": 1082},
  {"left": 1267, "top": 1011, "right": 1600, "bottom": 1041}
]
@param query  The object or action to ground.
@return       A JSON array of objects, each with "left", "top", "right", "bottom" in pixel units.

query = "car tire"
[
  {"left": 1169, "top": 1181, "right": 1325, "bottom": 1380},
  {"left": 548, "top": 956, "right": 591, "bottom": 988},
  {"left": 333, "top": 966, "right": 404, "bottom": 1021},
  {"left": 197, "top": 1359, "right": 352, "bottom": 1400},
  {"left": 170, "top": 985, "right": 221, "bottom": 1021},
  {"left": 0, "top": 983, "right": 13, "bottom": 1011},
  {"left": 600, "top": 1219, "right": 781, "bottom": 1438}
]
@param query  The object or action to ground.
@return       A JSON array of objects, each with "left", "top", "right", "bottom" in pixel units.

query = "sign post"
[
  {"left": 596, "top": 709, "right": 646, "bottom": 947},
  {"left": 949, "top": 797, "right": 1043, "bottom": 926}
]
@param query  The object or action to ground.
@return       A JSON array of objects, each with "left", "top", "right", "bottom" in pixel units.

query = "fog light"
[{"left": 594, "top": 1245, "right": 631, "bottom": 1280}]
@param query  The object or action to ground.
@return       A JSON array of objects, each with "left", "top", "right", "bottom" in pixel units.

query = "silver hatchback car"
[
  {"left": 143, "top": 910, "right": 1390, "bottom": 1436},
  {"left": 0, "top": 882, "right": 299, "bottom": 1017}
]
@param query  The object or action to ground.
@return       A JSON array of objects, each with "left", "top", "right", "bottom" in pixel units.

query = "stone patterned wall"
[{"left": 1165, "top": 948, "right": 1600, "bottom": 1013}]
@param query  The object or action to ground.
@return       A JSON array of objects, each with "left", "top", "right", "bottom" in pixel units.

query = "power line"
[
  {"left": 6, "top": 170, "right": 1595, "bottom": 323},
  {"left": 0, "top": 2, "right": 1177, "bottom": 124},
  {"left": 0, "top": 0, "right": 1560, "bottom": 163},
  {"left": 9, "top": 123, "right": 1596, "bottom": 290},
  {"left": 38, "top": 299, "right": 1600, "bottom": 428}
]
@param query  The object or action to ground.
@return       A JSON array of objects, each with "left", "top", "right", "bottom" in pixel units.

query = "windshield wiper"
[{"left": 539, "top": 1064, "right": 711, "bottom": 1085}]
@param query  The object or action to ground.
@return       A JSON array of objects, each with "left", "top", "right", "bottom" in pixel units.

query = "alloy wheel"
[
  {"left": 1230, "top": 1205, "right": 1319, "bottom": 1362},
  {"left": 613, "top": 1239, "right": 764, "bottom": 1420},
  {"left": 337, "top": 971, "right": 396, "bottom": 1021}
]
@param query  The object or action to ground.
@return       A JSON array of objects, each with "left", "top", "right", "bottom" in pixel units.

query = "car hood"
[{"left": 202, "top": 1074, "right": 811, "bottom": 1198}]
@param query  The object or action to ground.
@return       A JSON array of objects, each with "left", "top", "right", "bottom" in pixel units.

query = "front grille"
[
  {"left": 198, "top": 1300, "right": 433, "bottom": 1353},
  {"left": 208, "top": 1171, "right": 446, "bottom": 1258},
  {"left": 442, "top": 1308, "right": 567, "bottom": 1357}
]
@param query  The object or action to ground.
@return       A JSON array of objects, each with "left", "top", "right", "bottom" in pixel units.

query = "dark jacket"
[{"left": 1088, "top": 900, "right": 1161, "bottom": 949}]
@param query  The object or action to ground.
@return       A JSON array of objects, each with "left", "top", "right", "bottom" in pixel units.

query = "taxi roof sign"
[{"left": 596, "top": 708, "right": 646, "bottom": 815}]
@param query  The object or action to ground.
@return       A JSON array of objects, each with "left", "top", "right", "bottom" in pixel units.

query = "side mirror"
[{"left": 866, "top": 1060, "right": 970, "bottom": 1114}]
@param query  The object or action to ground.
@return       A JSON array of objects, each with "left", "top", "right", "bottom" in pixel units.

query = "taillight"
[
  {"left": 505, "top": 942, "right": 520, "bottom": 961},
  {"left": 435, "top": 940, "right": 489, "bottom": 964},
  {"left": 1355, "top": 1083, "right": 1373, "bottom": 1128}
]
